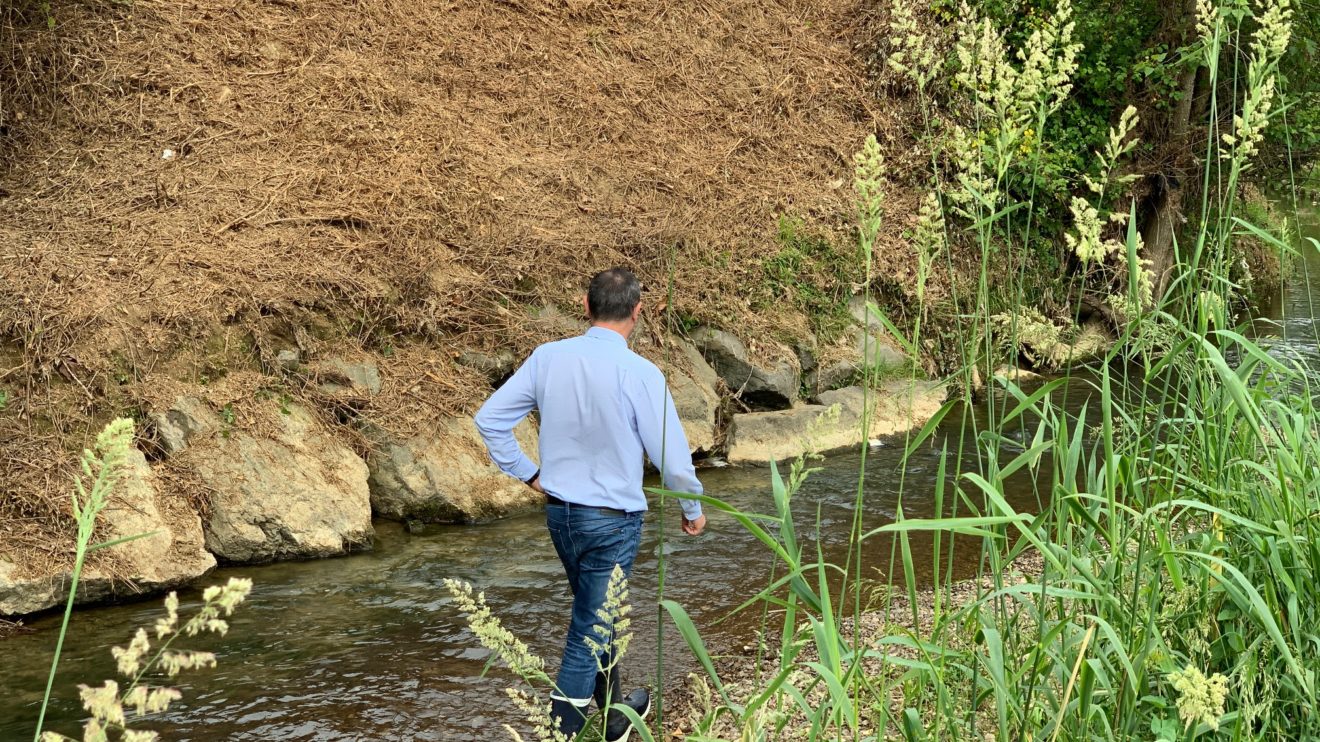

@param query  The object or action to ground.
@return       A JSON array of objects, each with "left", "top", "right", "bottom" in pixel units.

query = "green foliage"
[
  {"left": 755, "top": 215, "right": 859, "bottom": 343},
  {"left": 648, "top": 2, "right": 1314, "bottom": 736},
  {"left": 218, "top": 403, "right": 236, "bottom": 438}
]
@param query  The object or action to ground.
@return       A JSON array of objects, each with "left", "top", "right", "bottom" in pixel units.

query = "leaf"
[{"left": 88, "top": 531, "right": 159, "bottom": 552}]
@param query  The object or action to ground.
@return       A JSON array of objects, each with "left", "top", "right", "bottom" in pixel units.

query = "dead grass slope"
[{"left": 0, "top": 0, "right": 900, "bottom": 570}]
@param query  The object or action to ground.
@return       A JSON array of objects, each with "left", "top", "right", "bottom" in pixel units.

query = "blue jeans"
[{"left": 546, "top": 502, "right": 644, "bottom": 704}]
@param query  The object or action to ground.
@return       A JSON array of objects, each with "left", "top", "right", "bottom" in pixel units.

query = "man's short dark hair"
[{"left": 587, "top": 267, "right": 642, "bottom": 321}]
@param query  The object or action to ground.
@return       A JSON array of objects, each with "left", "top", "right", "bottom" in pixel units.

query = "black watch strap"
[{"left": 524, "top": 469, "right": 540, "bottom": 485}]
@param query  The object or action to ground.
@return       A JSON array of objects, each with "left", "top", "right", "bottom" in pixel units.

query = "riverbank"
[
  {"left": 0, "top": 331, "right": 945, "bottom": 618},
  {"left": 0, "top": 0, "right": 944, "bottom": 619},
  {"left": 663, "top": 549, "right": 1048, "bottom": 739}
]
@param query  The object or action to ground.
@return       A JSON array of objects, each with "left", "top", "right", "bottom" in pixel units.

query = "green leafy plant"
[
  {"left": 755, "top": 215, "right": 860, "bottom": 343},
  {"left": 33, "top": 419, "right": 142, "bottom": 741}
]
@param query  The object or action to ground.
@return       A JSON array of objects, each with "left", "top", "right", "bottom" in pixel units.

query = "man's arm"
[
  {"left": 473, "top": 351, "right": 540, "bottom": 485},
  {"left": 627, "top": 368, "right": 704, "bottom": 524}
]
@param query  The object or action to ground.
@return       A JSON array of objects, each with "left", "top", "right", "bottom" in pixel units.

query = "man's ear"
[
  {"left": 581, "top": 295, "right": 590, "bottom": 319},
  {"left": 631, "top": 301, "right": 643, "bottom": 322}
]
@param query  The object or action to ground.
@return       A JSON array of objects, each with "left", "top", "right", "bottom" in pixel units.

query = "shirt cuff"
[
  {"left": 509, "top": 457, "right": 539, "bottom": 483},
  {"left": 680, "top": 498, "right": 702, "bottom": 520}
]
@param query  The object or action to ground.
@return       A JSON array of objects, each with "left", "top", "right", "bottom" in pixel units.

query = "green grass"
[
  {"left": 648, "top": 0, "right": 1318, "bottom": 739},
  {"left": 756, "top": 215, "right": 859, "bottom": 344}
]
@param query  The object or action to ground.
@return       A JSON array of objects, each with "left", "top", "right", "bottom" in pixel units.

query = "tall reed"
[{"left": 655, "top": 0, "right": 1315, "bottom": 739}]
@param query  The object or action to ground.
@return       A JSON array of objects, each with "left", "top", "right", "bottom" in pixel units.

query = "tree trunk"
[{"left": 1139, "top": 172, "right": 1182, "bottom": 299}]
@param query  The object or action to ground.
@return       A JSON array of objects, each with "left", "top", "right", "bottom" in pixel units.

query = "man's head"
[{"left": 586, "top": 268, "right": 642, "bottom": 327}]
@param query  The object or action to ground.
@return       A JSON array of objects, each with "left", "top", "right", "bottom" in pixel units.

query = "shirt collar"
[{"left": 585, "top": 326, "right": 628, "bottom": 345}]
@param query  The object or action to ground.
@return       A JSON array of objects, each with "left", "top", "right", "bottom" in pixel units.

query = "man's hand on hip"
[
  {"left": 528, "top": 476, "right": 546, "bottom": 494},
  {"left": 681, "top": 513, "right": 706, "bottom": 536}
]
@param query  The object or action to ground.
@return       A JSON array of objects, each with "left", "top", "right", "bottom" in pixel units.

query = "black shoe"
[{"left": 602, "top": 687, "right": 651, "bottom": 742}]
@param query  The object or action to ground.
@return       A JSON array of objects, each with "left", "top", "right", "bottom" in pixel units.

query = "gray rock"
[
  {"left": 275, "top": 349, "right": 301, "bottom": 370},
  {"left": 102, "top": 449, "right": 217, "bottom": 591},
  {"left": 850, "top": 326, "right": 909, "bottom": 370},
  {"left": 457, "top": 349, "right": 516, "bottom": 382},
  {"left": 191, "top": 404, "right": 374, "bottom": 563},
  {"left": 367, "top": 417, "right": 541, "bottom": 523},
  {"left": 992, "top": 365, "right": 1044, "bottom": 384},
  {"left": 807, "top": 359, "right": 859, "bottom": 398},
  {"left": 847, "top": 294, "right": 881, "bottom": 330},
  {"left": 664, "top": 340, "right": 721, "bottom": 455},
  {"left": 0, "top": 560, "right": 61, "bottom": 617},
  {"left": 1, "top": 449, "right": 215, "bottom": 616},
  {"left": 691, "top": 326, "right": 799, "bottom": 410},
  {"left": 317, "top": 358, "right": 382, "bottom": 397},
  {"left": 535, "top": 304, "right": 588, "bottom": 338},
  {"left": 802, "top": 304, "right": 909, "bottom": 399},
  {"left": 726, "top": 381, "right": 946, "bottom": 465},
  {"left": 794, "top": 340, "right": 818, "bottom": 374},
  {"left": 845, "top": 295, "right": 909, "bottom": 368},
  {"left": 152, "top": 396, "right": 218, "bottom": 456}
]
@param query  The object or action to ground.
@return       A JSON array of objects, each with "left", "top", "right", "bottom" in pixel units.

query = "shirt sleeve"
[
  {"left": 627, "top": 368, "right": 703, "bottom": 520},
  {"left": 473, "top": 350, "right": 540, "bottom": 483}
]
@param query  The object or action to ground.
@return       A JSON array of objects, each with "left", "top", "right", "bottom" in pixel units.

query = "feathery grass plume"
[
  {"left": 887, "top": 0, "right": 938, "bottom": 90},
  {"left": 503, "top": 688, "right": 570, "bottom": 742},
  {"left": 945, "top": 124, "right": 997, "bottom": 213},
  {"left": 1011, "top": 0, "right": 1080, "bottom": 117},
  {"left": 1065, "top": 197, "right": 1108, "bottom": 263},
  {"left": 912, "top": 192, "right": 944, "bottom": 305},
  {"left": 40, "top": 578, "right": 253, "bottom": 742},
  {"left": 1167, "top": 666, "right": 1230, "bottom": 731},
  {"left": 1083, "top": 105, "right": 1141, "bottom": 198},
  {"left": 1195, "top": 0, "right": 1221, "bottom": 49},
  {"left": 35, "top": 418, "right": 139, "bottom": 742},
  {"left": 951, "top": 0, "right": 1079, "bottom": 164},
  {"left": 446, "top": 578, "right": 624, "bottom": 741},
  {"left": 854, "top": 134, "right": 886, "bottom": 251},
  {"left": 72, "top": 418, "right": 136, "bottom": 537},
  {"left": 1220, "top": 0, "right": 1292, "bottom": 164},
  {"left": 443, "top": 579, "right": 547, "bottom": 680},
  {"left": 586, "top": 565, "right": 633, "bottom": 668}
]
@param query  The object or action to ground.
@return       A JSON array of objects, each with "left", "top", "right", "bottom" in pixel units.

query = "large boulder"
[
  {"left": 805, "top": 298, "right": 909, "bottom": 398},
  {"left": 665, "top": 340, "right": 722, "bottom": 455},
  {"left": 691, "top": 327, "right": 798, "bottom": 410},
  {"left": 367, "top": 417, "right": 542, "bottom": 523},
  {"left": 174, "top": 401, "right": 374, "bottom": 563},
  {"left": 0, "top": 450, "right": 215, "bottom": 616},
  {"left": 0, "top": 560, "right": 62, "bottom": 617},
  {"left": 726, "top": 381, "right": 945, "bottom": 465},
  {"left": 101, "top": 449, "right": 217, "bottom": 592}
]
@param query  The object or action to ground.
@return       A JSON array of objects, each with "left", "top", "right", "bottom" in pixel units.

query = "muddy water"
[{"left": 3, "top": 204, "right": 1315, "bottom": 741}]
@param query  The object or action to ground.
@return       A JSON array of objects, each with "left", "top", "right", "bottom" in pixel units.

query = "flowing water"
[{"left": 2, "top": 203, "right": 1315, "bottom": 741}]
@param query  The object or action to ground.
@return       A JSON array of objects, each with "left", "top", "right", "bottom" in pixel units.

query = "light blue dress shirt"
[{"left": 474, "top": 326, "right": 703, "bottom": 519}]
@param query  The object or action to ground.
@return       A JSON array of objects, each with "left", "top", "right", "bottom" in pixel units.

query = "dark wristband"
[{"left": 524, "top": 469, "right": 540, "bottom": 485}]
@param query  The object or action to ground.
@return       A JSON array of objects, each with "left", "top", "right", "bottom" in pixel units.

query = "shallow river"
[{"left": 2, "top": 202, "right": 1315, "bottom": 741}]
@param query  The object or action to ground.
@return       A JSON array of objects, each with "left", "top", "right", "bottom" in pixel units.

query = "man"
[{"left": 474, "top": 267, "right": 707, "bottom": 741}]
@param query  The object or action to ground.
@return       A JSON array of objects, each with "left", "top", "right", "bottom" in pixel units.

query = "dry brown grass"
[{"left": 0, "top": 0, "right": 941, "bottom": 570}]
